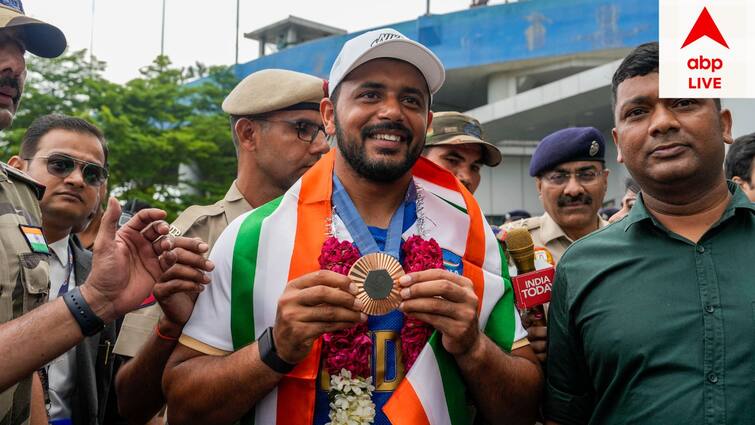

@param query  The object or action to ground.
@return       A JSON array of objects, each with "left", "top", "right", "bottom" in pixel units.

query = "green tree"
[{"left": 1, "top": 50, "right": 239, "bottom": 220}]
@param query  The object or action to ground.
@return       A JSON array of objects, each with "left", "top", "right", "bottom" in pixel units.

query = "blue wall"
[{"left": 232, "top": 0, "right": 658, "bottom": 79}]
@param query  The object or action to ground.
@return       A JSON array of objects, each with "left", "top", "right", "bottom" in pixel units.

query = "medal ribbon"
[{"left": 331, "top": 173, "right": 415, "bottom": 259}]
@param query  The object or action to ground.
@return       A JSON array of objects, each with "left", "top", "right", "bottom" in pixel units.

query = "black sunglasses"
[{"left": 24, "top": 153, "right": 109, "bottom": 187}]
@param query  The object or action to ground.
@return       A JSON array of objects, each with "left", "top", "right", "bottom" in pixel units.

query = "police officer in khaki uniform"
[
  {"left": 502, "top": 127, "right": 610, "bottom": 263},
  {"left": 0, "top": 3, "right": 210, "bottom": 423},
  {"left": 113, "top": 69, "right": 330, "bottom": 424},
  {"left": 422, "top": 111, "right": 502, "bottom": 193},
  {"left": 0, "top": 3, "right": 64, "bottom": 422},
  {"left": 501, "top": 127, "right": 609, "bottom": 363}
]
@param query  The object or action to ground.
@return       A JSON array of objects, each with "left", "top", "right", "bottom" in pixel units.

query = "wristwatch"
[
  {"left": 63, "top": 287, "right": 105, "bottom": 337},
  {"left": 258, "top": 326, "right": 297, "bottom": 374}
]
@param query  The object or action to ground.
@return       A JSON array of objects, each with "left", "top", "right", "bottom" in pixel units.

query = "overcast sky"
[{"left": 24, "top": 0, "right": 501, "bottom": 83}]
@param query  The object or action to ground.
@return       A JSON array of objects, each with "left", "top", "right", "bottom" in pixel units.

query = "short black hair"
[
  {"left": 725, "top": 133, "right": 755, "bottom": 184},
  {"left": 21, "top": 114, "right": 108, "bottom": 166},
  {"left": 611, "top": 41, "right": 720, "bottom": 111}
]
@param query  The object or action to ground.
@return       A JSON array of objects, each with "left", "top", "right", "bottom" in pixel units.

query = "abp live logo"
[
  {"left": 682, "top": 7, "right": 728, "bottom": 90},
  {"left": 659, "top": 0, "right": 754, "bottom": 98}
]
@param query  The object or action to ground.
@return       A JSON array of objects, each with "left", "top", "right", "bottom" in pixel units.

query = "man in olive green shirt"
[{"left": 545, "top": 42, "right": 755, "bottom": 425}]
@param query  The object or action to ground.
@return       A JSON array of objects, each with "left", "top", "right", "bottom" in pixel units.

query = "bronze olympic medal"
[{"left": 348, "top": 252, "right": 404, "bottom": 316}]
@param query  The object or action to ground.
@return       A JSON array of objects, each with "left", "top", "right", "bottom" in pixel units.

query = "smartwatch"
[
  {"left": 258, "top": 326, "right": 296, "bottom": 374},
  {"left": 63, "top": 287, "right": 105, "bottom": 337}
]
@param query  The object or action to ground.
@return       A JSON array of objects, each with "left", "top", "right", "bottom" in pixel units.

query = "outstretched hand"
[{"left": 82, "top": 197, "right": 172, "bottom": 322}]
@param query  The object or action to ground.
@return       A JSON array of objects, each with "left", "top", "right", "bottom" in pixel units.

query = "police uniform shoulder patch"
[
  {"left": 1, "top": 162, "right": 46, "bottom": 200},
  {"left": 170, "top": 202, "right": 225, "bottom": 237},
  {"left": 502, "top": 216, "right": 541, "bottom": 233}
]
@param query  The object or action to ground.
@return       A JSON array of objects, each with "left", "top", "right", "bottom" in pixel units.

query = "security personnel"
[
  {"left": 0, "top": 2, "right": 65, "bottom": 422},
  {"left": 422, "top": 111, "right": 502, "bottom": 194},
  {"left": 502, "top": 127, "right": 609, "bottom": 264},
  {"left": 1, "top": 4, "right": 202, "bottom": 423},
  {"left": 501, "top": 127, "right": 609, "bottom": 363},
  {"left": 113, "top": 69, "right": 330, "bottom": 424}
]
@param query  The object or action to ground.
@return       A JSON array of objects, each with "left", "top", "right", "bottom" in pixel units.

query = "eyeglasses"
[
  {"left": 542, "top": 169, "right": 604, "bottom": 186},
  {"left": 255, "top": 118, "right": 325, "bottom": 144},
  {"left": 24, "top": 153, "right": 109, "bottom": 187}
]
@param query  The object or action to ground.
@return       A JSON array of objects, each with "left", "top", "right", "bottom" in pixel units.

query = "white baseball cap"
[{"left": 328, "top": 28, "right": 445, "bottom": 97}]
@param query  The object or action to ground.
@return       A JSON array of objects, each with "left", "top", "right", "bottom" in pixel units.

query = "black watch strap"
[
  {"left": 259, "top": 326, "right": 296, "bottom": 374},
  {"left": 63, "top": 287, "right": 105, "bottom": 337}
]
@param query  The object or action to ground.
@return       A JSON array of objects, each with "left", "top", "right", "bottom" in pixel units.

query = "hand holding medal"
[{"left": 348, "top": 252, "right": 404, "bottom": 315}]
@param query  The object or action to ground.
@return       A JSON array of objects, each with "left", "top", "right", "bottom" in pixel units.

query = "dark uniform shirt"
[{"left": 545, "top": 182, "right": 755, "bottom": 425}]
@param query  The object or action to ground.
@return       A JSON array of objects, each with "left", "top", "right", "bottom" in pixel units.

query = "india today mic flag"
[
  {"left": 512, "top": 268, "right": 554, "bottom": 310},
  {"left": 659, "top": 0, "right": 755, "bottom": 98}
]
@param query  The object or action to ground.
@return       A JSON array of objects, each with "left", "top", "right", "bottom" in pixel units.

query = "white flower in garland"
[{"left": 326, "top": 369, "right": 376, "bottom": 425}]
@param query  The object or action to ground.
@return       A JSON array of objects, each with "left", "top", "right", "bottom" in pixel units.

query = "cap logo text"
[{"left": 371, "top": 32, "right": 402, "bottom": 47}]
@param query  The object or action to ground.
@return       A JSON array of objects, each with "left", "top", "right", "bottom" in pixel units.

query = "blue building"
[{"left": 231, "top": 0, "right": 754, "bottom": 219}]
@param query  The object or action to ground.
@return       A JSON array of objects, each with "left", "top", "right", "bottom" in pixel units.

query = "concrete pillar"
[{"left": 487, "top": 72, "right": 518, "bottom": 103}]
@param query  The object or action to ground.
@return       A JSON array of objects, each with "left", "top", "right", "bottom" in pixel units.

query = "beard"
[{"left": 334, "top": 113, "right": 423, "bottom": 183}]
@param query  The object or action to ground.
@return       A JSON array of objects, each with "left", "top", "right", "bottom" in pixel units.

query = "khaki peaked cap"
[{"left": 222, "top": 69, "right": 327, "bottom": 116}]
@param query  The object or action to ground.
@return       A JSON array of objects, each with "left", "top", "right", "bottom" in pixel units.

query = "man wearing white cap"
[
  {"left": 113, "top": 69, "right": 329, "bottom": 424},
  {"left": 163, "top": 28, "right": 541, "bottom": 425}
]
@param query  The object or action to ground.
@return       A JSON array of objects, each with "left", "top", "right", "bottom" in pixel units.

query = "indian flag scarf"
[{"left": 229, "top": 150, "right": 520, "bottom": 424}]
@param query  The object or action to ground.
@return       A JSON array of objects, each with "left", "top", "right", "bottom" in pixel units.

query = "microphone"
[{"left": 505, "top": 227, "right": 554, "bottom": 325}]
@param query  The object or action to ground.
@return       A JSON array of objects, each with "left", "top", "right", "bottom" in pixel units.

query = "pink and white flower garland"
[{"left": 317, "top": 235, "right": 442, "bottom": 424}]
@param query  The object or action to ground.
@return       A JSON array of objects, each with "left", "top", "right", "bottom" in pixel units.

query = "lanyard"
[
  {"left": 332, "top": 174, "right": 415, "bottom": 259},
  {"left": 56, "top": 244, "right": 74, "bottom": 297}
]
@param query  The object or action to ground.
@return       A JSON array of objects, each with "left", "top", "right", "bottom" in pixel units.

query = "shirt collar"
[
  {"left": 224, "top": 180, "right": 245, "bottom": 202},
  {"left": 48, "top": 235, "right": 71, "bottom": 265},
  {"left": 540, "top": 212, "right": 608, "bottom": 244},
  {"left": 624, "top": 181, "right": 755, "bottom": 232},
  {"left": 539, "top": 212, "right": 568, "bottom": 244},
  {"left": 224, "top": 180, "right": 254, "bottom": 224}
]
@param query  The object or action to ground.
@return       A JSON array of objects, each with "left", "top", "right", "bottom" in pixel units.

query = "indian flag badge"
[{"left": 19, "top": 224, "right": 50, "bottom": 254}]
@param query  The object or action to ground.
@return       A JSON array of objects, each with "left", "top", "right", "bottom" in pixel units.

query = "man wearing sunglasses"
[
  {"left": 500, "top": 126, "right": 609, "bottom": 364},
  {"left": 113, "top": 68, "right": 329, "bottom": 424},
  {"left": 7, "top": 114, "right": 116, "bottom": 425},
  {"left": 0, "top": 2, "right": 213, "bottom": 424}
]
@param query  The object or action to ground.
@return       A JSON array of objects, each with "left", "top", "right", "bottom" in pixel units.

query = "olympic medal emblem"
[{"left": 348, "top": 252, "right": 404, "bottom": 316}]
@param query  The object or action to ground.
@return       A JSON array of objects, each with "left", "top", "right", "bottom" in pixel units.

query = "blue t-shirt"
[{"left": 313, "top": 203, "right": 463, "bottom": 424}]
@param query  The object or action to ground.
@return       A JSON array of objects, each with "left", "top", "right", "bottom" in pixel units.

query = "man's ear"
[
  {"left": 7, "top": 155, "right": 26, "bottom": 171},
  {"left": 535, "top": 176, "right": 543, "bottom": 198},
  {"left": 719, "top": 108, "right": 734, "bottom": 145},
  {"left": 321, "top": 97, "right": 336, "bottom": 136},
  {"left": 611, "top": 128, "right": 624, "bottom": 163},
  {"left": 731, "top": 176, "right": 745, "bottom": 186},
  {"left": 235, "top": 118, "right": 257, "bottom": 153}
]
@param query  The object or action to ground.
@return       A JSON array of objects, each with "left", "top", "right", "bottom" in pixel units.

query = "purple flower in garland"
[
  {"left": 402, "top": 235, "right": 443, "bottom": 272},
  {"left": 400, "top": 235, "right": 442, "bottom": 370},
  {"left": 318, "top": 234, "right": 443, "bottom": 379},
  {"left": 318, "top": 237, "right": 361, "bottom": 275},
  {"left": 322, "top": 322, "right": 372, "bottom": 378},
  {"left": 319, "top": 237, "right": 372, "bottom": 378}
]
